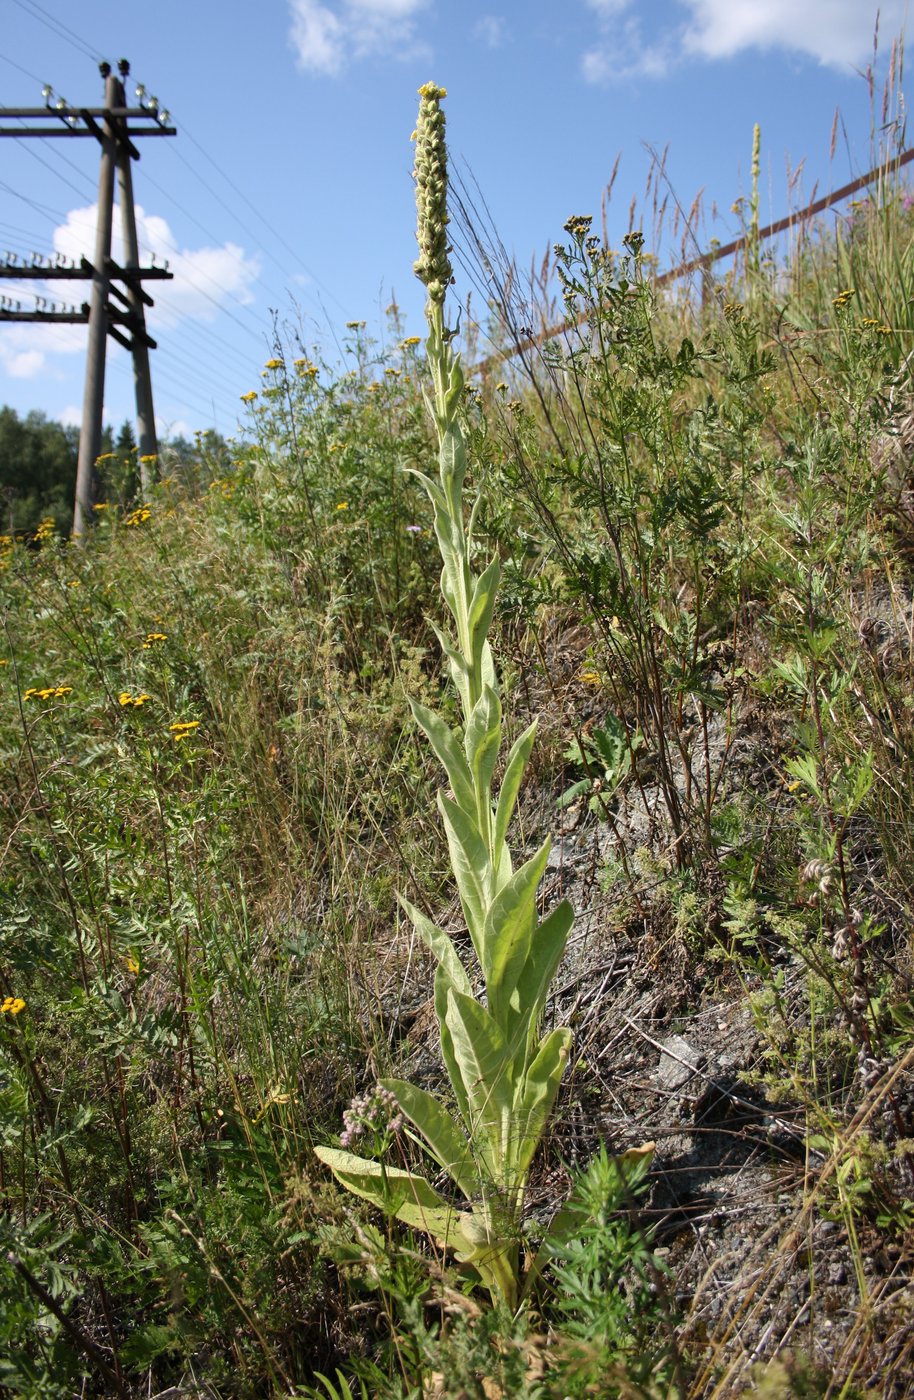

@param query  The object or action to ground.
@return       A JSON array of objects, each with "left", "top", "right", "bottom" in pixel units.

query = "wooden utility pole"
[
  {"left": 76, "top": 66, "right": 118, "bottom": 534},
  {"left": 0, "top": 59, "right": 175, "bottom": 536}
]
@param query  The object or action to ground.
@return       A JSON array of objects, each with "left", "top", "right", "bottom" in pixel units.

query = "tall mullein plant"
[{"left": 315, "top": 84, "right": 573, "bottom": 1309}]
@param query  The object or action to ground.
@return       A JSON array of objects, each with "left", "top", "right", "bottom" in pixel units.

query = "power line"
[
  {"left": 0, "top": 52, "right": 47, "bottom": 88},
  {"left": 9, "top": 0, "right": 101, "bottom": 63},
  {"left": 13, "top": 133, "right": 97, "bottom": 203},
  {"left": 170, "top": 132, "right": 345, "bottom": 312}
]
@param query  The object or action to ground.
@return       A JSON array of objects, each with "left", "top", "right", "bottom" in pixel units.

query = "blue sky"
[{"left": 0, "top": 0, "right": 908, "bottom": 442}]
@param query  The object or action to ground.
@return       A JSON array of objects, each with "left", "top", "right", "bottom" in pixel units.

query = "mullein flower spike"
[{"left": 412, "top": 83, "right": 452, "bottom": 308}]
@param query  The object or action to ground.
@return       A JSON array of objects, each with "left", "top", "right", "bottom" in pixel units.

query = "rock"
[{"left": 657, "top": 1035, "right": 704, "bottom": 1091}]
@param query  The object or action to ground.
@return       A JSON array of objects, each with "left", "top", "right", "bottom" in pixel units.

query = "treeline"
[{"left": 0, "top": 405, "right": 228, "bottom": 535}]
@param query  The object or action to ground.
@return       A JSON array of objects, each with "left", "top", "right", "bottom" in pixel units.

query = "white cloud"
[
  {"left": 581, "top": 7, "right": 673, "bottom": 83},
  {"left": 585, "top": 0, "right": 633, "bottom": 14},
  {"left": 681, "top": 0, "right": 905, "bottom": 68},
  {"left": 582, "top": 0, "right": 905, "bottom": 83},
  {"left": 473, "top": 15, "right": 507, "bottom": 48},
  {"left": 5, "top": 348, "right": 46, "bottom": 378},
  {"left": 288, "top": 0, "right": 428, "bottom": 74},
  {"left": 0, "top": 205, "right": 260, "bottom": 381},
  {"left": 49, "top": 204, "right": 260, "bottom": 331},
  {"left": 60, "top": 404, "right": 82, "bottom": 427},
  {"left": 156, "top": 416, "right": 194, "bottom": 440}
]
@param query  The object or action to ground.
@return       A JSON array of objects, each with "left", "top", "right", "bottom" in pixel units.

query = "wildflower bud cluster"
[
  {"left": 412, "top": 82, "right": 452, "bottom": 307},
  {"left": 339, "top": 1083, "right": 403, "bottom": 1150}
]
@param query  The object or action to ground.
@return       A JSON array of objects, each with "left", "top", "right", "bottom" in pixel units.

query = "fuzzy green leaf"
[
  {"left": 485, "top": 838, "right": 551, "bottom": 1023},
  {"left": 510, "top": 1025, "right": 572, "bottom": 1178},
  {"left": 440, "top": 422, "right": 467, "bottom": 508},
  {"left": 445, "top": 988, "right": 513, "bottom": 1173},
  {"left": 464, "top": 685, "right": 502, "bottom": 812},
  {"left": 408, "top": 698, "right": 474, "bottom": 817},
  {"left": 379, "top": 1078, "right": 478, "bottom": 1199},
  {"left": 467, "top": 557, "right": 501, "bottom": 671},
  {"left": 428, "top": 619, "right": 471, "bottom": 714},
  {"left": 507, "top": 899, "right": 574, "bottom": 1050},
  {"left": 438, "top": 792, "right": 490, "bottom": 958},
  {"left": 314, "top": 1146, "right": 477, "bottom": 1255},
  {"left": 314, "top": 1145, "right": 449, "bottom": 1222},
  {"left": 435, "top": 963, "right": 474, "bottom": 1137},
  {"left": 494, "top": 721, "right": 537, "bottom": 856},
  {"left": 397, "top": 895, "right": 471, "bottom": 997}
]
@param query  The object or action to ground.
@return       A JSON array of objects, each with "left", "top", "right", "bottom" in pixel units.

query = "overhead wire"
[{"left": 9, "top": 0, "right": 101, "bottom": 64}]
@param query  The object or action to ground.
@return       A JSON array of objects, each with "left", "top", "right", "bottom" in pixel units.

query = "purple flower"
[{"left": 340, "top": 1083, "right": 404, "bottom": 1151}]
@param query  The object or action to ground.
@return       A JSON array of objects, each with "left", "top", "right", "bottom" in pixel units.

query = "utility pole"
[{"left": 0, "top": 59, "right": 175, "bottom": 536}]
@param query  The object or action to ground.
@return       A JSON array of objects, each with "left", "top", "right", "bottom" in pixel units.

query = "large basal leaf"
[
  {"left": 509, "top": 1025, "right": 572, "bottom": 1179},
  {"left": 438, "top": 792, "right": 490, "bottom": 959},
  {"left": 379, "top": 1078, "right": 478, "bottom": 1200},
  {"left": 314, "top": 1145, "right": 448, "bottom": 1218},
  {"left": 445, "top": 988, "right": 514, "bottom": 1175},
  {"left": 397, "top": 895, "right": 471, "bottom": 998},
  {"left": 314, "top": 1146, "right": 483, "bottom": 1258},
  {"left": 408, "top": 698, "right": 475, "bottom": 818},
  {"left": 464, "top": 685, "right": 502, "bottom": 821}
]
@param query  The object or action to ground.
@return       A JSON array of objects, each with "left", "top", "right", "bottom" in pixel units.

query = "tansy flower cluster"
[
  {"left": 34, "top": 517, "right": 55, "bottom": 543},
  {"left": 240, "top": 390, "right": 258, "bottom": 403},
  {"left": 263, "top": 358, "right": 284, "bottom": 371},
  {"left": 169, "top": 719, "right": 200, "bottom": 742},
  {"left": 119, "top": 692, "right": 150, "bottom": 708},
  {"left": 295, "top": 359, "right": 320, "bottom": 379},
  {"left": 125, "top": 505, "right": 152, "bottom": 527},
  {"left": 1, "top": 996, "right": 25, "bottom": 1015},
  {"left": 24, "top": 685, "right": 72, "bottom": 701},
  {"left": 142, "top": 632, "right": 167, "bottom": 649},
  {"left": 833, "top": 287, "right": 855, "bottom": 309}
]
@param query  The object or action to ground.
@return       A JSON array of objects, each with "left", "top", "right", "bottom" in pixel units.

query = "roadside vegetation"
[{"left": 1, "top": 69, "right": 913, "bottom": 1399}]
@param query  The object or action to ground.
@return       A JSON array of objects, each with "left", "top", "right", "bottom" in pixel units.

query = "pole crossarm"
[
  {"left": 0, "top": 308, "right": 89, "bottom": 323},
  {"left": 0, "top": 259, "right": 172, "bottom": 285}
]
